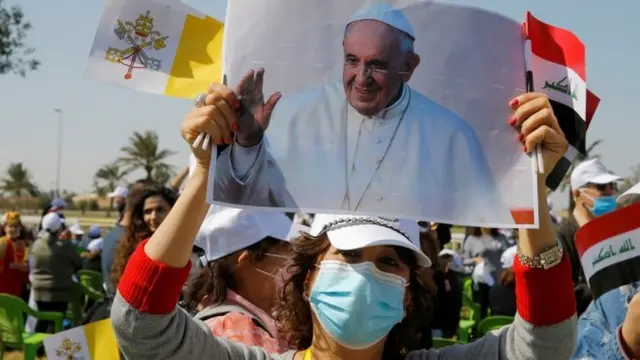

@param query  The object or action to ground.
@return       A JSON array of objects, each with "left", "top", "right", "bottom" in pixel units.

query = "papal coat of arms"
[
  {"left": 54, "top": 337, "right": 85, "bottom": 360},
  {"left": 105, "top": 10, "right": 169, "bottom": 79}
]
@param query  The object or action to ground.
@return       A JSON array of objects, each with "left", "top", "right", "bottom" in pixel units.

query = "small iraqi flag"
[
  {"left": 524, "top": 13, "right": 600, "bottom": 191},
  {"left": 576, "top": 201, "right": 640, "bottom": 300}
]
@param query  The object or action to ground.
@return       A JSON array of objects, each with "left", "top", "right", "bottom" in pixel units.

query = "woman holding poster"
[{"left": 109, "top": 91, "right": 578, "bottom": 360}]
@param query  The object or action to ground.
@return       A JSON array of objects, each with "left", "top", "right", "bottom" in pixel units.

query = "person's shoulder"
[
  {"left": 407, "top": 87, "right": 478, "bottom": 139},
  {"left": 276, "top": 81, "right": 343, "bottom": 114}
]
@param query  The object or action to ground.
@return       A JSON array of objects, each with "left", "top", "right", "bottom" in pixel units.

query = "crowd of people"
[
  {"left": 2, "top": 12, "right": 640, "bottom": 360},
  {"left": 1, "top": 99, "right": 637, "bottom": 360}
]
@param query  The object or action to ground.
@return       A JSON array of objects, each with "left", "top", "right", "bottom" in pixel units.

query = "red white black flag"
[
  {"left": 524, "top": 13, "right": 597, "bottom": 191},
  {"left": 576, "top": 202, "right": 640, "bottom": 299}
]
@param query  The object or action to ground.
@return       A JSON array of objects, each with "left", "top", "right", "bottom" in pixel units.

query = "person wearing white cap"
[
  {"left": 197, "top": 3, "right": 512, "bottom": 224},
  {"left": 557, "top": 157, "right": 622, "bottom": 315},
  {"left": 30, "top": 212, "right": 82, "bottom": 333},
  {"left": 69, "top": 222, "right": 85, "bottom": 240},
  {"left": 110, "top": 55, "right": 577, "bottom": 359},
  {"left": 108, "top": 186, "right": 129, "bottom": 221},
  {"left": 183, "top": 205, "right": 293, "bottom": 353},
  {"left": 81, "top": 225, "right": 104, "bottom": 273},
  {"left": 431, "top": 249, "right": 463, "bottom": 339}
]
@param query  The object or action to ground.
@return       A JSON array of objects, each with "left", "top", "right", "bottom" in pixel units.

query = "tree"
[
  {"left": 94, "top": 162, "right": 128, "bottom": 216},
  {"left": 0, "top": 162, "right": 38, "bottom": 197},
  {"left": 0, "top": 1, "right": 39, "bottom": 76},
  {"left": 152, "top": 167, "right": 175, "bottom": 186},
  {"left": 119, "top": 131, "right": 176, "bottom": 180},
  {"left": 559, "top": 140, "right": 603, "bottom": 213}
]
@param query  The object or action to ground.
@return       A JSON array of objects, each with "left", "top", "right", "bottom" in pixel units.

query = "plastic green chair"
[
  {"left": 432, "top": 337, "right": 462, "bottom": 349},
  {"left": 477, "top": 315, "right": 515, "bottom": 337},
  {"left": 458, "top": 305, "right": 475, "bottom": 343},
  {"left": 77, "top": 269, "right": 106, "bottom": 302},
  {"left": 457, "top": 294, "right": 482, "bottom": 342},
  {"left": 462, "top": 277, "right": 474, "bottom": 301},
  {"left": 0, "top": 294, "right": 64, "bottom": 360},
  {"left": 66, "top": 282, "right": 86, "bottom": 327}
]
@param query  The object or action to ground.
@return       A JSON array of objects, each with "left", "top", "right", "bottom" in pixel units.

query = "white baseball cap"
[
  {"left": 69, "top": 223, "right": 84, "bottom": 235},
  {"left": 195, "top": 205, "right": 294, "bottom": 263},
  {"left": 107, "top": 186, "right": 129, "bottom": 199},
  {"left": 41, "top": 212, "right": 63, "bottom": 232},
  {"left": 570, "top": 158, "right": 622, "bottom": 190},
  {"left": 310, "top": 214, "right": 431, "bottom": 267},
  {"left": 348, "top": 3, "right": 415, "bottom": 40},
  {"left": 438, "top": 249, "right": 463, "bottom": 272},
  {"left": 500, "top": 245, "right": 518, "bottom": 269}
]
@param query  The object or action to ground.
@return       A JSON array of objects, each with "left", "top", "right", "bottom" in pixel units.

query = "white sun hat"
[{"left": 310, "top": 214, "right": 431, "bottom": 267}]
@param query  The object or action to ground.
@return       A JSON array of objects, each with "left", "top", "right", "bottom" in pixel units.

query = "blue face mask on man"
[
  {"left": 581, "top": 191, "right": 618, "bottom": 217},
  {"left": 308, "top": 260, "right": 407, "bottom": 349}
]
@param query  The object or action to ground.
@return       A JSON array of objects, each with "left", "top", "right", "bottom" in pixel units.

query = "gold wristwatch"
[{"left": 517, "top": 241, "right": 563, "bottom": 269}]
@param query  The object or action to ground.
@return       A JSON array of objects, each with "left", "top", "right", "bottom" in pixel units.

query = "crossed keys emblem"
[{"left": 105, "top": 11, "right": 169, "bottom": 80}]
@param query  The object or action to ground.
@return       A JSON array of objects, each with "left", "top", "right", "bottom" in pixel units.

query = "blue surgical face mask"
[
  {"left": 309, "top": 260, "right": 407, "bottom": 349},
  {"left": 582, "top": 192, "right": 618, "bottom": 217}
]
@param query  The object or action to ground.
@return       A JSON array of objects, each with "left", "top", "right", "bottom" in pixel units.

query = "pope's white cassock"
[{"left": 212, "top": 80, "right": 514, "bottom": 224}]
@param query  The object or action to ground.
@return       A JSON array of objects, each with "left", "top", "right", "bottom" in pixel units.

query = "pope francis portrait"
[{"left": 212, "top": 3, "right": 514, "bottom": 224}]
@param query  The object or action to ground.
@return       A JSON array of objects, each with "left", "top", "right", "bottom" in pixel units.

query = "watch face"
[{"left": 540, "top": 248, "right": 561, "bottom": 269}]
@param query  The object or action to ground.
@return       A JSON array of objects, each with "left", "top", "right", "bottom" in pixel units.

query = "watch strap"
[{"left": 517, "top": 241, "right": 563, "bottom": 269}]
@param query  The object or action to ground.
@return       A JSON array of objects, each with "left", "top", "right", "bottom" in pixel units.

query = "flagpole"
[{"left": 54, "top": 108, "right": 63, "bottom": 198}]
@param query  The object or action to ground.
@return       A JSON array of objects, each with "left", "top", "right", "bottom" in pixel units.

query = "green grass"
[
  {"left": 2, "top": 209, "right": 118, "bottom": 228},
  {"left": 3, "top": 350, "right": 46, "bottom": 359}
]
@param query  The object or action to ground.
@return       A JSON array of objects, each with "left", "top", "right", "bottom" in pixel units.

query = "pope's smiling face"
[{"left": 342, "top": 20, "right": 419, "bottom": 117}]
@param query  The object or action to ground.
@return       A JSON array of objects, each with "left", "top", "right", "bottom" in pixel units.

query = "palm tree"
[
  {"left": 119, "top": 130, "right": 177, "bottom": 180},
  {"left": 152, "top": 167, "right": 175, "bottom": 186},
  {"left": 559, "top": 140, "right": 603, "bottom": 213},
  {"left": 0, "top": 162, "right": 38, "bottom": 197},
  {"left": 94, "top": 162, "right": 129, "bottom": 216}
]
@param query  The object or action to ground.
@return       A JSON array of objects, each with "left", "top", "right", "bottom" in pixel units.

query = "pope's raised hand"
[{"left": 234, "top": 68, "right": 282, "bottom": 147}]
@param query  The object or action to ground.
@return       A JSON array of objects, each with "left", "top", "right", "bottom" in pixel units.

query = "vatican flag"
[
  {"left": 43, "top": 319, "right": 120, "bottom": 360},
  {"left": 84, "top": 0, "right": 224, "bottom": 99}
]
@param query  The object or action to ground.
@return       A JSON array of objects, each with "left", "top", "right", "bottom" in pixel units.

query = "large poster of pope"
[{"left": 207, "top": 0, "right": 538, "bottom": 228}]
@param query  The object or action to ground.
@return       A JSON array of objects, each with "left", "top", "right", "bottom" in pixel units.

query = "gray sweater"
[{"left": 112, "top": 293, "right": 576, "bottom": 360}]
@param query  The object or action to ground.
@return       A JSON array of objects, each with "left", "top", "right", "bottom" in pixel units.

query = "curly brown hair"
[
  {"left": 272, "top": 233, "right": 435, "bottom": 360},
  {"left": 184, "top": 236, "right": 283, "bottom": 311},
  {"left": 110, "top": 186, "right": 178, "bottom": 288}
]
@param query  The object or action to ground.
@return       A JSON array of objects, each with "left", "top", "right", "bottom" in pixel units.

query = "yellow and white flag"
[
  {"left": 43, "top": 319, "right": 120, "bottom": 360},
  {"left": 84, "top": 0, "right": 224, "bottom": 99}
]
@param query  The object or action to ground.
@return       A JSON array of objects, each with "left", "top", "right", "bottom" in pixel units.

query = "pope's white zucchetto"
[{"left": 347, "top": 3, "right": 415, "bottom": 40}]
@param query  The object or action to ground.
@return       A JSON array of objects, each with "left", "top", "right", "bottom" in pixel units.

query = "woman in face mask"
[
  {"left": 110, "top": 91, "right": 578, "bottom": 359},
  {"left": 184, "top": 206, "right": 293, "bottom": 353}
]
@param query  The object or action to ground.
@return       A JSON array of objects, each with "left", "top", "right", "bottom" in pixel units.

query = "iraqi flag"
[
  {"left": 524, "top": 13, "right": 598, "bottom": 191},
  {"left": 576, "top": 201, "right": 640, "bottom": 300}
]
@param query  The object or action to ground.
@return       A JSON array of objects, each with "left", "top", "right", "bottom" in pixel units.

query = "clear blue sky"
[{"left": 1, "top": 0, "right": 637, "bottom": 210}]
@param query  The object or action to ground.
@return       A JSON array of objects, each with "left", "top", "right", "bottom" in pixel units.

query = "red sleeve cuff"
[
  {"left": 514, "top": 253, "right": 576, "bottom": 325},
  {"left": 117, "top": 239, "right": 192, "bottom": 315}
]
